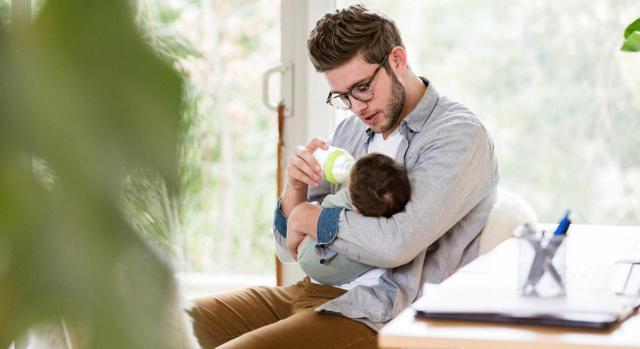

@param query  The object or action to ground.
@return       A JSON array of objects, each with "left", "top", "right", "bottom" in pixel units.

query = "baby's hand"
[{"left": 296, "top": 235, "right": 315, "bottom": 257}]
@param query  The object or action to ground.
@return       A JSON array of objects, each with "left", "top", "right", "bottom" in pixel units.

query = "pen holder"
[{"left": 516, "top": 227, "right": 567, "bottom": 298}]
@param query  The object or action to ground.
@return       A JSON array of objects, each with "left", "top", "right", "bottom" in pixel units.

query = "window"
[
  {"left": 14, "top": 0, "right": 279, "bottom": 290},
  {"left": 137, "top": 0, "right": 280, "bottom": 274},
  {"left": 133, "top": 0, "right": 281, "bottom": 290},
  {"left": 341, "top": 0, "right": 640, "bottom": 224}
]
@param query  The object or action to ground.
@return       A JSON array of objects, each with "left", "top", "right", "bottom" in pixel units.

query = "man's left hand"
[{"left": 286, "top": 202, "right": 321, "bottom": 259}]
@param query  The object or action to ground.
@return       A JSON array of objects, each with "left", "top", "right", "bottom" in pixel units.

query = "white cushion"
[{"left": 478, "top": 189, "right": 537, "bottom": 255}]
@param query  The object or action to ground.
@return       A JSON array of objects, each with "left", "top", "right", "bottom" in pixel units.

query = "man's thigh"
[
  {"left": 218, "top": 309, "right": 378, "bottom": 349},
  {"left": 188, "top": 283, "right": 300, "bottom": 348}
]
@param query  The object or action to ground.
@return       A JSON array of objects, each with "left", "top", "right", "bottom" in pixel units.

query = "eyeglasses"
[{"left": 326, "top": 55, "right": 388, "bottom": 111}]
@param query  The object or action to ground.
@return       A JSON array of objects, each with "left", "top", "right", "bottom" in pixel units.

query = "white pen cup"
[{"left": 516, "top": 226, "right": 567, "bottom": 298}]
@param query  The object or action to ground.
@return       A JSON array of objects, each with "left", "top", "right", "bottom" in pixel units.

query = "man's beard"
[{"left": 378, "top": 70, "right": 405, "bottom": 134}]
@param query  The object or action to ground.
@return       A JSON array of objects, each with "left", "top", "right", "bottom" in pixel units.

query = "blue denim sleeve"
[
  {"left": 274, "top": 197, "right": 287, "bottom": 238},
  {"left": 316, "top": 207, "right": 342, "bottom": 245}
]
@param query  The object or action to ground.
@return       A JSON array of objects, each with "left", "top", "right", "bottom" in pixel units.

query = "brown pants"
[{"left": 188, "top": 277, "right": 378, "bottom": 349}]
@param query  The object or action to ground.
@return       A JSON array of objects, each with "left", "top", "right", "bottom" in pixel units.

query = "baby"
[{"left": 296, "top": 152, "right": 411, "bottom": 285}]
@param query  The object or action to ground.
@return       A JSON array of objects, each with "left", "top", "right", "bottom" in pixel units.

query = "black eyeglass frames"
[{"left": 325, "top": 55, "right": 388, "bottom": 111}]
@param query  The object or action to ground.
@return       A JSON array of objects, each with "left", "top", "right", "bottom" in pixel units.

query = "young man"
[{"left": 189, "top": 5, "right": 499, "bottom": 349}]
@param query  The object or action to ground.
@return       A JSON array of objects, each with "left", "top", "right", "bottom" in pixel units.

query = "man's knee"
[
  {"left": 187, "top": 297, "right": 240, "bottom": 348},
  {"left": 187, "top": 286, "right": 298, "bottom": 348}
]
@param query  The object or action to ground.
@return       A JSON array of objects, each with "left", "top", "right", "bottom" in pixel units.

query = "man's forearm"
[
  {"left": 286, "top": 203, "right": 322, "bottom": 257},
  {"left": 280, "top": 184, "right": 308, "bottom": 217}
]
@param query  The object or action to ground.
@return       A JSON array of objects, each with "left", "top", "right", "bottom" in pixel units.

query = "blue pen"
[
  {"left": 553, "top": 210, "right": 571, "bottom": 236},
  {"left": 544, "top": 210, "right": 570, "bottom": 261}
]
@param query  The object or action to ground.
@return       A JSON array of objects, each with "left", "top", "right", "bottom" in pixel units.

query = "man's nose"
[{"left": 350, "top": 96, "right": 368, "bottom": 115}]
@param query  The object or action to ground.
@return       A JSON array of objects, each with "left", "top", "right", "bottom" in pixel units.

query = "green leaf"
[
  {"left": 623, "top": 17, "right": 640, "bottom": 39},
  {"left": 621, "top": 31, "right": 640, "bottom": 52}
]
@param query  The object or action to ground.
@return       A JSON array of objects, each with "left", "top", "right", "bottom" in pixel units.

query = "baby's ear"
[{"left": 345, "top": 190, "right": 357, "bottom": 212}]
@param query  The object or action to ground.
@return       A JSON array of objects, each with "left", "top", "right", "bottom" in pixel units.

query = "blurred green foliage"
[
  {"left": 0, "top": 0, "right": 9, "bottom": 27},
  {"left": 622, "top": 18, "right": 640, "bottom": 52},
  {"left": 136, "top": 0, "right": 279, "bottom": 274},
  {"left": 0, "top": 0, "right": 184, "bottom": 347}
]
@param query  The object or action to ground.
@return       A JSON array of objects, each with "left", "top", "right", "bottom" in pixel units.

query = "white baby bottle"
[{"left": 312, "top": 146, "right": 355, "bottom": 184}]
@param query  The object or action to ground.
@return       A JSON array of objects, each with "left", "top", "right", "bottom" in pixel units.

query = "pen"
[{"left": 553, "top": 210, "right": 571, "bottom": 236}]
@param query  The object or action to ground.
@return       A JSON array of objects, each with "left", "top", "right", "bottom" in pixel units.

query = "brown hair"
[
  {"left": 307, "top": 4, "right": 404, "bottom": 72},
  {"left": 348, "top": 153, "right": 411, "bottom": 218}
]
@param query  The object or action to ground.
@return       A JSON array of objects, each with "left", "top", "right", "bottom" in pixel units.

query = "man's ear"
[{"left": 388, "top": 46, "right": 408, "bottom": 76}]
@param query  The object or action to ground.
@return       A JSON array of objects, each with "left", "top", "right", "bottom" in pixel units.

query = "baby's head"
[{"left": 348, "top": 153, "right": 411, "bottom": 218}]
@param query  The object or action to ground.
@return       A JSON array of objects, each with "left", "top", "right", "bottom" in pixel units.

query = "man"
[{"left": 189, "top": 5, "right": 498, "bottom": 349}]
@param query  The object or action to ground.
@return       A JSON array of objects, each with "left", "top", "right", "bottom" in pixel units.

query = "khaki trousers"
[{"left": 188, "top": 277, "right": 378, "bottom": 349}]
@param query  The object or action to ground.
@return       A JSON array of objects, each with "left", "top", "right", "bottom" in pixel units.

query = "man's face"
[{"left": 325, "top": 54, "right": 405, "bottom": 135}]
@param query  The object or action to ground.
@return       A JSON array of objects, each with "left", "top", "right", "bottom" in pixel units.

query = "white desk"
[{"left": 378, "top": 224, "right": 640, "bottom": 349}]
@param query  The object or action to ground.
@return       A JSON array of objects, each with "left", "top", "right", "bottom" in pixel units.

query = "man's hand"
[
  {"left": 286, "top": 202, "right": 321, "bottom": 259},
  {"left": 281, "top": 137, "right": 329, "bottom": 217},
  {"left": 285, "top": 137, "right": 329, "bottom": 190}
]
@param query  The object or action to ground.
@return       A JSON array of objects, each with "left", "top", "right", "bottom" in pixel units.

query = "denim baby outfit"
[{"left": 297, "top": 189, "right": 373, "bottom": 286}]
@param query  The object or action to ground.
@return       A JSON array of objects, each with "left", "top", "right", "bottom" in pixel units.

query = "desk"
[{"left": 378, "top": 224, "right": 640, "bottom": 349}]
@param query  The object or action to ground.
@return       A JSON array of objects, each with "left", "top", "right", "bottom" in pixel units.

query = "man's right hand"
[{"left": 285, "top": 137, "right": 329, "bottom": 190}]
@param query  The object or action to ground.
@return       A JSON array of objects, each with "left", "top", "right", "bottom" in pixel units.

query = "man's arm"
[
  {"left": 274, "top": 196, "right": 328, "bottom": 261},
  {"left": 272, "top": 138, "right": 331, "bottom": 260},
  {"left": 338, "top": 121, "right": 497, "bottom": 267},
  {"left": 280, "top": 184, "right": 308, "bottom": 218},
  {"left": 291, "top": 120, "right": 499, "bottom": 268},
  {"left": 285, "top": 202, "right": 321, "bottom": 259},
  {"left": 280, "top": 138, "right": 328, "bottom": 216}
]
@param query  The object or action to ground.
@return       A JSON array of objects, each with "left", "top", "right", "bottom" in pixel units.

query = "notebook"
[{"left": 413, "top": 285, "right": 640, "bottom": 329}]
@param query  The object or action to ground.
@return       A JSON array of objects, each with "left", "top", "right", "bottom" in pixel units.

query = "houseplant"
[
  {"left": 621, "top": 18, "right": 640, "bottom": 52},
  {"left": 0, "top": 0, "right": 186, "bottom": 348}
]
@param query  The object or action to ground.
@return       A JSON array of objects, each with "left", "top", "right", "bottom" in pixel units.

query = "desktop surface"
[{"left": 378, "top": 224, "right": 640, "bottom": 349}]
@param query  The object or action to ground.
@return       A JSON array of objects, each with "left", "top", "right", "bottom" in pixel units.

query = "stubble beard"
[{"left": 377, "top": 70, "right": 405, "bottom": 135}]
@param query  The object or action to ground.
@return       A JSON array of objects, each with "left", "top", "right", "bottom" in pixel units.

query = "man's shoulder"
[
  {"left": 404, "top": 94, "right": 494, "bottom": 164},
  {"left": 417, "top": 95, "right": 488, "bottom": 141},
  {"left": 430, "top": 95, "right": 483, "bottom": 128}
]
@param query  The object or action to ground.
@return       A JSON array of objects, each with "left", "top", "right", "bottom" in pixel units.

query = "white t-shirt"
[{"left": 336, "top": 129, "right": 403, "bottom": 290}]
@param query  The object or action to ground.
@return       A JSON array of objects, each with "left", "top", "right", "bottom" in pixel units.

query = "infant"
[{"left": 297, "top": 152, "right": 411, "bottom": 285}]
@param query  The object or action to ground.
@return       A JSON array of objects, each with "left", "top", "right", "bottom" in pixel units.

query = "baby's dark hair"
[{"left": 348, "top": 153, "right": 411, "bottom": 218}]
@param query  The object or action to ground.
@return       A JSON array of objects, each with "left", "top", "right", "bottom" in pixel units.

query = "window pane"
[
  {"left": 342, "top": 0, "right": 640, "bottom": 224},
  {"left": 136, "top": 0, "right": 280, "bottom": 279}
]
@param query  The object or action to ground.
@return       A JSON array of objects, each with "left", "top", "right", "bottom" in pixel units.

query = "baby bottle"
[{"left": 312, "top": 146, "right": 355, "bottom": 184}]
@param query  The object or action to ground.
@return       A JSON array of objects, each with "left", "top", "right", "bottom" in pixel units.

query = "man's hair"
[
  {"left": 307, "top": 4, "right": 404, "bottom": 72},
  {"left": 349, "top": 153, "right": 411, "bottom": 218}
]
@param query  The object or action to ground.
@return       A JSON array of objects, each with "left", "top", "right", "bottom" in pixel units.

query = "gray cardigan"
[{"left": 274, "top": 80, "right": 499, "bottom": 331}]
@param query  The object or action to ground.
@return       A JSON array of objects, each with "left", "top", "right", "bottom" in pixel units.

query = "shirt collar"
[{"left": 403, "top": 77, "right": 439, "bottom": 133}]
